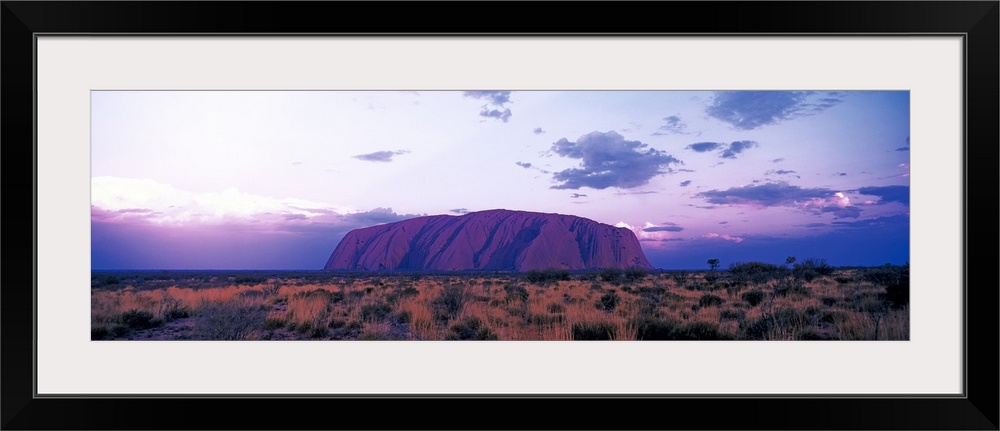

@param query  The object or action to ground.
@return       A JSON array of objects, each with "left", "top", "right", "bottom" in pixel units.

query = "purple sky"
[{"left": 92, "top": 91, "right": 909, "bottom": 270}]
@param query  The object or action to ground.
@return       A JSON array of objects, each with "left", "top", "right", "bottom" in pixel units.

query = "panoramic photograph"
[{"left": 91, "top": 90, "right": 910, "bottom": 341}]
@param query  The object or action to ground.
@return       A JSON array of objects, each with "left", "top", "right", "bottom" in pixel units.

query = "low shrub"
[
  {"left": 119, "top": 309, "right": 161, "bottom": 330},
  {"left": 360, "top": 302, "right": 392, "bottom": 321},
  {"left": 595, "top": 290, "right": 620, "bottom": 312},
  {"left": 741, "top": 290, "right": 766, "bottom": 307},
  {"left": 572, "top": 322, "right": 616, "bottom": 340},
  {"left": 445, "top": 317, "right": 498, "bottom": 340},
  {"left": 523, "top": 269, "right": 571, "bottom": 284},
  {"left": 698, "top": 294, "right": 724, "bottom": 308},
  {"left": 633, "top": 317, "right": 680, "bottom": 340},
  {"left": 195, "top": 300, "right": 267, "bottom": 340},
  {"left": 674, "top": 321, "right": 725, "bottom": 340}
]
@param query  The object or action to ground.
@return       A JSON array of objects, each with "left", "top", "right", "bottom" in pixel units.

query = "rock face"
[{"left": 324, "top": 209, "right": 653, "bottom": 271}]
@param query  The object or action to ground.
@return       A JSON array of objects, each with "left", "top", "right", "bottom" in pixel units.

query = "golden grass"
[{"left": 92, "top": 270, "right": 909, "bottom": 341}]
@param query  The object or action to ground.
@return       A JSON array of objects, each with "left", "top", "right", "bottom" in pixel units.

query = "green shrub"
[
  {"left": 885, "top": 273, "right": 909, "bottom": 309},
  {"left": 599, "top": 268, "right": 624, "bottom": 284},
  {"left": 633, "top": 318, "right": 680, "bottom": 340},
  {"left": 719, "top": 309, "right": 745, "bottom": 321},
  {"left": 792, "top": 258, "right": 833, "bottom": 282},
  {"left": 91, "top": 326, "right": 111, "bottom": 340},
  {"left": 741, "top": 290, "right": 766, "bottom": 306},
  {"left": 572, "top": 322, "right": 616, "bottom": 340},
  {"left": 524, "top": 269, "right": 571, "bottom": 284},
  {"left": 596, "top": 290, "right": 619, "bottom": 312},
  {"left": 698, "top": 294, "right": 724, "bottom": 307},
  {"left": 503, "top": 283, "right": 529, "bottom": 302},
  {"left": 624, "top": 268, "right": 648, "bottom": 283},
  {"left": 360, "top": 302, "right": 392, "bottom": 321},
  {"left": 119, "top": 309, "right": 161, "bottom": 330},
  {"left": 195, "top": 300, "right": 267, "bottom": 340},
  {"left": 445, "top": 317, "right": 498, "bottom": 340},
  {"left": 729, "top": 261, "right": 783, "bottom": 284},
  {"left": 433, "top": 284, "right": 469, "bottom": 319},
  {"left": 674, "top": 322, "right": 725, "bottom": 340}
]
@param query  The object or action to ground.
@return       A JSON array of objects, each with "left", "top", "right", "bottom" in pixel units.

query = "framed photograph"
[{"left": 3, "top": 2, "right": 997, "bottom": 429}]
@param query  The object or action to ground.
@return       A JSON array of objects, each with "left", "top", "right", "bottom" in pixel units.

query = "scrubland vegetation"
[{"left": 91, "top": 261, "right": 908, "bottom": 341}]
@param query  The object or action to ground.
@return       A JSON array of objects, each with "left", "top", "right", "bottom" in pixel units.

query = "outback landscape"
[
  {"left": 92, "top": 90, "right": 911, "bottom": 342},
  {"left": 91, "top": 259, "right": 909, "bottom": 341}
]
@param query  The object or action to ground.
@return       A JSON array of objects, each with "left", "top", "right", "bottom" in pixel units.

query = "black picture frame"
[{"left": 3, "top": 2, "right": 997, "bottom": 430}]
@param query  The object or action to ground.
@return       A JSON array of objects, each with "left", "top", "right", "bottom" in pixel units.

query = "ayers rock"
[{"left": 324, "top": 209, "right": 653, "bottom": 271}]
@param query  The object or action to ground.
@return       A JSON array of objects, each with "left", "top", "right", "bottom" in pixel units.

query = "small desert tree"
[{"left": 707, "top": 259, "right": 720, "bottom": 271}]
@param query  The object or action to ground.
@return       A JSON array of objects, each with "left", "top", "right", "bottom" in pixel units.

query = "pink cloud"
[{"left": 702, "top": 232, "right": 744, "bottom": 243}]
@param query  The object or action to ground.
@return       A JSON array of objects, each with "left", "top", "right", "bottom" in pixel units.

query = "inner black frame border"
[{"left": 2, "top": 2, "right": 997, "bottom": 430}]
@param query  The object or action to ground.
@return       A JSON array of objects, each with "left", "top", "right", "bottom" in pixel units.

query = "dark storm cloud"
[
  {"left": 643, "top": 225, "right": 684, "bottom": 232},
  {"left": 686, "top": 142, "right": 723, "bottom": 153},
  {"left": 720, "top": 141, "right": 759, "bottom": 159},
  {"left": 679, "top": 180, "right": 692, "bottom": 187},
  {"left": 549, "top": 131, "right": 682, "bottom": 190},
  {"left": 706, "top": 91, "right": 844, "bottom": 130},
  {"left": 479, "top": 107, "right": 512, "bottom": 122},
  {"left": 516, "top": 161, "right": 533, "bottom": 169},
  {"left": 858, "top": 185, "right": 909, "bottom": 205},
  {"left": 463, "top": 91, "right": 511, "bottom": 106},
  {"left": 533, "top": 127, "right": 545, "bottom": 135},
  {"left": 697, "top": 181, "right": 833, "bottom": 206},
  {"left": 353, "top": 150, "right": 409, "bottom": 162}
]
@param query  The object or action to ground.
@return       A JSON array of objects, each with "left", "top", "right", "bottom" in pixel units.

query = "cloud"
[
  {"left": 830, "top": 214, "right": 909, "bottom": 230},
  {"left": 515, "top": 161, "right": 533, "bottom": 169},
  {"left": 697, "top": 181, "right": 834, "bottom": 207},
  {"left": 353, "top": 150, "right": 409, "bottom": 162},
  {"left": 837, "top": 172, "right": 847, "bottom": 176},
  {"left": 549, "top": 131, "right": 682, "bottom": 190},
  {"left": 766, "top": 169, "right": 798, "bottom": 175},
  {"left": 687, "top": 140, "right": 758, "bottom": 159},
  {"left": 661, "top": 238, "right": 685, "bottom": 242},
  {"left": 533, "top": 127, "right": 545, "bottom": 135},
  {"left": 706, "top": 91, "right": 843, "bottom": 130},
  {"left": 804, "top": 223, "right": 827, "bottom": 228},
  {"left": 858, "top": 185, "right": 909, "bottom": 205},
  {"left": 643, "top": 225, "right": 684, "bottom": 232},
  {"left": 686, "top": 142, "right": 723, "bottom": 153},
  {"left": 703, "top": 232, "right": 744, "bottom": 243},
  {"left": 896, "top": 146, "right": 910, "bottom": 152},
  {"left": 679, "top": 180, "right": 692, "bottom": 187},
  {"left": 465, "top": 91, "right": 513, "bottom": 122},
  {"left": 463, "top": 91, "right": 511, "bottom": 106},
  {"left": 720, "top": 141, "right": 758, "bottom": 159},
  {"left": 570, "top": 193, "right": 587, "bottom": 198},
  {"left": 654, "top": 115, "right": 687, "bottom": 135},
  {"left": 479, "top": 107, "right": 512, "bottom": 122},
  {"left": 820, "top": 206, "right": 862, "bottom": 219},
  {"left": 450, "top": 208, "right": 470, "bottom": 214},
  {"left": 772, "top": 158, "right": 785, "bottom": 163},
  {"left": 697, "top": 181, "right": 863, "bottom": 219}
]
